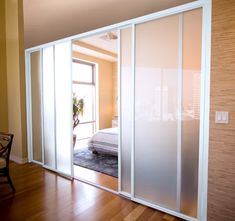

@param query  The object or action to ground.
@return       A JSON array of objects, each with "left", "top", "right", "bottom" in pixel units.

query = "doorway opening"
[{"left": 72, "top": 31, "right": 119, "bottom": 192}]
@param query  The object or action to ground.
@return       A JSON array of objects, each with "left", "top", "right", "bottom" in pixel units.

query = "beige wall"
[
  {"left": 73, "top": 51, "right": 115, "bottom": 129},
  {"left": 208, "top": 1, "right": 235, "bottom": 220},
  {"left": 0, "top": 0, "right": 8, "bottom": 132},
  {"left": 0, "top": 0, "right": 27, "bottom": 162},
  {"left": 18, "top": 0, "right": 27, "bottom": 159}
]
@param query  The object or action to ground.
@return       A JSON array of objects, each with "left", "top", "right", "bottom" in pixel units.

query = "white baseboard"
[{"left": 10, "top": 155, "right": 28, "bottom": 164}]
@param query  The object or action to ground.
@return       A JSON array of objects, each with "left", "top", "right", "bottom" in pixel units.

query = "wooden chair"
[{"left": 0, "top": 132, "right": 15, "bottom": 192}]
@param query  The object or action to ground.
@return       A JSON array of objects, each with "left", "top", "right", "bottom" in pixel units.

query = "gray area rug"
[{"left": 73, "top": 148, "right": 118, "bottom": 178}]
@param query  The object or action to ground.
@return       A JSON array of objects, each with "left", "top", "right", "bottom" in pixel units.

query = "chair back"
[{"left": 0, "top": 132, "right": 14, "bottom": 168}]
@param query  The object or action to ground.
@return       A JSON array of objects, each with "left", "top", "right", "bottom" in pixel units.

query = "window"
[{"left": 72, "top": 60, "right": 96, "bottom": 145}]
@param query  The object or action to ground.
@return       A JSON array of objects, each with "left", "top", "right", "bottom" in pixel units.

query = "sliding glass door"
[
  {"left": 54, "top": 42, "right": 73, "bottom": 175},
  {"left": 134, "top": 14, "right": 180, "bottom": 210},
  {"left": 26, "top": 4, "right": 206, "bottom": 220},
  {"left": 120, "top": 27, "right": 132, "bottom": 194},
  {"left": 42, "top": 46, "right": 56, "bottom": 169},
  {"left": 30, "top": 50, "right": 43, "bottom": 163},
  {"left": 28, "top": 41, "right": 73, "bottom": 177},
  {"left": 120, "top": 8, "right": 202, "bottom": 219}
]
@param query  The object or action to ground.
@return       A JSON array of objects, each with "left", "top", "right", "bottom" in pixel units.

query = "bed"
[{"left": 87, "top": 127, "right": 118, "bottom": 156}]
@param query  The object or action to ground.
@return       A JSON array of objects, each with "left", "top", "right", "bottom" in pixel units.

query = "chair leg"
[{"left": 7, "top": 173, "right": 16, "bottom": 193}]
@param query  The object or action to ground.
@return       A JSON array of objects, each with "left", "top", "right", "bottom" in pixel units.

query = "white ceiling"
[
  {"left": 23, "top": 0, "right": 195, "bottom": 48},
  {"left": 73, "top": 31, "right": 118, "bottom": 62},
  {"left": 80, "top": 32, "right": 118, "bottom": 54}
]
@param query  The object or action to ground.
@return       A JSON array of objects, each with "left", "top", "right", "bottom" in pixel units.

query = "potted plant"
[{"left": 73, "top": 93, "right": 84, "bottom": 148}]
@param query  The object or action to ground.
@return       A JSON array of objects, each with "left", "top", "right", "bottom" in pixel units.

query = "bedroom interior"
[
  {"left": 23, "top": 1, "right": 212, "bottom": 220},
  {"left": 72, "top": 31, "right": 119, "bottom": 191}
]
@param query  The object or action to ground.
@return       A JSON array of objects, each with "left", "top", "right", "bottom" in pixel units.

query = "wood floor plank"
[
  {"left": 124, "top": 205, "right": 146, "bottom": 221},
  {"left": 163, "top": 214, "right": 176, "bottom": 221},
  {"left": 110, "top": 200, "right": 139, "bottom": 221},
  {"left": 73, "top": 194, "right": 119, "bottom": 221},
  {"left": 136, "top": 207, "right": 155, "bottom": 221},
  {"left": 148, "top": 210, "right": 165, "bottom": 221},
  {"left": 0, "top": 162, "right": 185, "bottom": 221}
]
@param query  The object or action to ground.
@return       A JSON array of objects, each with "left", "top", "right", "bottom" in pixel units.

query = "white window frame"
[{"left": 72, "top": 59, "right": 97, "bottom": 141}]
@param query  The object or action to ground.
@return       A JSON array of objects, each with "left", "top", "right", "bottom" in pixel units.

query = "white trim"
[
  {"left": 31, "top": 159, "right": 43, "bottom": 166},
  {"left": 25, "top": 51, "right": 33, "bottom": 162},
  {"left": 119, "top": 191, "right": 131, "bottom": 199},
  {"left": 25, "top": 1, "right": 204, "bottom": 53},
  {"left": 43, "top": 165, "right": 73, "bottom": 180},
  {"left": 117, "top": 29, "right": 122, "bottom": 193},
  {"left": 176, "top": 13, "right": 183, "bottom": 212},
  {"left": 10, "top": 155, "right": 28, "bottom": 164},
  {"left": 131, "top": 24, "right": 135, "bottom": 198},
  {"left": 197, "top": 1, "right": 211, "bottom": 221},
  {"left": 133, "top": 197, "right": 197, "bottom": 221},
  {"left": 69, "top": 41, "right": 74, "bottom": 178}
]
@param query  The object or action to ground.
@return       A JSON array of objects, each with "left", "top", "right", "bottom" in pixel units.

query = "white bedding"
[{"left": 88, "top": 127, "right": 118, "bottom": 156}]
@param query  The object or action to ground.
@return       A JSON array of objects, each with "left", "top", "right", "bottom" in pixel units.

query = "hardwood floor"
[
  {"left": 0, "top": 162, "right": 184, "bottom": 221},
  {"left": 74, "top": 165, "right": 118, "bottom": 191}
]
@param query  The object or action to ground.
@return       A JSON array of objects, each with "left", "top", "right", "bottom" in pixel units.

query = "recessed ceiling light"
[{"left": 100, "top": 32, "right": 118, "bottom": 41}]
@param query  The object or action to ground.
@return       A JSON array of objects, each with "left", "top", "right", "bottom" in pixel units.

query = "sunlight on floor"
[{"left": 74, "top": 165, "right": 118, "bottom": 191}]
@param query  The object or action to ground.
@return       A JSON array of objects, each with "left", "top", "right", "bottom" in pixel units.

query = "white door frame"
[{"left": 25, "top": 1, "right": 211, "bottom": 221}]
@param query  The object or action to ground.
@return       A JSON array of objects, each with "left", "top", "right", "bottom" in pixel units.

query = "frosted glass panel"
[
  {"left": 55, "top": 41, "right": 73, "bottom": 175},
  {"left": 120, "top": 28, "right": 132, "bottom": 194},
  {"left": 30, "top": 51, "right": 43, "bottom": 163},
  {"left": 181, "top": 8, "right": 202, "bottom": 217},
  {"left": 134, "top": 15, "right": 179, "bottom": 209},
  {"left": 42, "top": 46, "right": 56, "bottom": 168}
]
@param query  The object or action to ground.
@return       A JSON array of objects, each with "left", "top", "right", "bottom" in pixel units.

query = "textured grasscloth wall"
[{"left": 208, "top": 0, "right": 235, "bottom": 220}]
